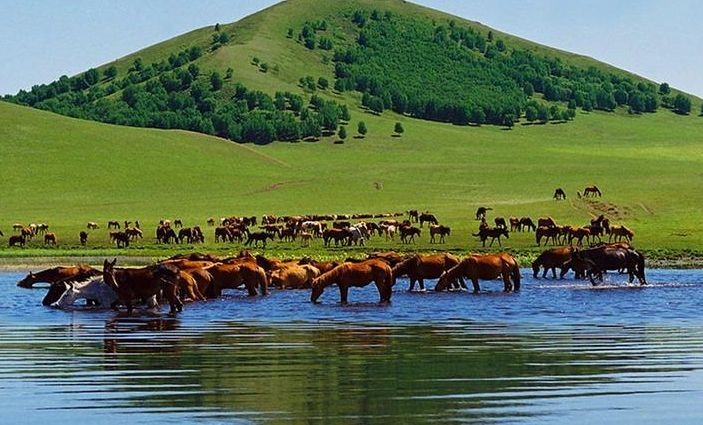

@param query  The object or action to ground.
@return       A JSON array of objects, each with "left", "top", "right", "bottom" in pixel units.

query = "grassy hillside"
[{"left": 1, "top": 100, "right": 701, "bottom": 260}]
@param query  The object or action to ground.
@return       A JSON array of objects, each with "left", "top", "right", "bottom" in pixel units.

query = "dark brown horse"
[
  {"left": 18, "top": 264, "right": 100, "bottom": 289},
  {"left": 494, "top": 217, "right": 507, "bottom": 229},
  {"left": 9, "top": 235, "right": 25, "bottom": 247},
  {"left": 79, "top": 231, "right": 88, "bottom": 246},
  {"left": 245, "top": 231, "right": 275, "bottom": 247},
  {"left": 536, "top": 226, "right": 559, "bottom": 246},
  {"left": 43, "top": 233, "right": 57, "bottom": 245},
  {"left": 553, "top": 187, "right": 567, "bottom": 200},
  {"left": 571, "top": 245, "right": 645, "bottom": 285},
  {"left": 429, "top": 225, "right": 450, "bottom": 243},
  {"left": 323, "top": 228, "right": 350, "bottom": 247},
  {"left": 520, "top": 217, "right": 536, "bottom": 232},
  {"left": 583, "top": 185, "right": 602, "bottom": 197},
  {"left": 473, "top": 227, "right": 509, "bottom": 247},
  {"left": 311, "top": 259, "right": 393, "bottom": 305},
  {"left": 102, "top": 259, "right": 183, "bottom": 314},
  {"left": 392, "top": 253, "right": 463, "bottom": 291},
  {"left": 418, "top": 213, "right": 438, "bottom": 227},
  {"left": 475, "top": 207, "right": 492, "bottom": 220},
  {"left": 399, "top": 226, "right": 421, "bottom": 244},
  {"left": 436, "top": 253, "right": 521, "bottom": 293},
  {"left": 532, "top": 247, "right": 574, "bottom": 279}
]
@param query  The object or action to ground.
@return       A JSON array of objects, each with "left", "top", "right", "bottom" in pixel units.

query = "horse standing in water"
[
  {"left": 311, "top": 259, "right": 393, "bottom": 305},
  {"left": 436, "top": 253, "right": 521, "bottom": 293}
]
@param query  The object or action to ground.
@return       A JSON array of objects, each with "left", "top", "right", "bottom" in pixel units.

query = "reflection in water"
[{"left": 0, "top": 269, "right": 702, "bottom": 424}]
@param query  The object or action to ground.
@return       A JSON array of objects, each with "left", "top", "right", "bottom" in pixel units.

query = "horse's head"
[
  {"left": 503, "top": 229, "right": 510, "bottom": 238},
  {"left": 310, "top": 278, "right": 323, "bottom": 303},
  {"left": 434, "top": 271, "right": 450, "bottom": 292},
  {"left": 42, "top": 281, "right": 69, "bottom": 306},
  {"left": 103, "top": 258, "right": 119, "bottom": 291},
  {"left": 17, "top": 271, "right": 36, "bottom": 288},
  {"left": 50, "top": 282, "right": 83, "bottom": 309}
]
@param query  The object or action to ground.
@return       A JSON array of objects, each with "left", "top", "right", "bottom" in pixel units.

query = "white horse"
[{"left": 51, "top": 276, "right": 118, "bottom": 309}]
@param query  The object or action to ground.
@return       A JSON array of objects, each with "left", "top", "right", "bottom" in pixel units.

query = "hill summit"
[{"left": 3, "top": 0, "right": 696, "bottom": 143}]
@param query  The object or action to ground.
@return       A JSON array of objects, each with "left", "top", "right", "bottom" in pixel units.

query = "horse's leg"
[
  {"left": 339, "top": 285, "right": 349, "bottom": 305},
  {"left": 550, "top": 267, "right": 557, "bottom": 279},
  {"left": 419, "top": 278, "right": 425, "bottom": 291},
  {"left": 502, "top": 272, "right": 511, "bottom": 292},
  {"left": 408, "top": 278, "right": 416, "bottom": 292},
  {"left": 471, "top": 278, "right": 480, "bottom": 293}
]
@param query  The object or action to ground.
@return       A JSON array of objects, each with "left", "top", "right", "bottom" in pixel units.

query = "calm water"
[{"left": 1, "top": 269, "right": 702, "bottom": 425}]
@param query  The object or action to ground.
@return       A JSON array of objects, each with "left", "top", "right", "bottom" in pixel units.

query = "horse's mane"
[
  {"left": 392, "top": 255, "right": 419, "bottom": 275},
  {"left": 313, "top": 264, "right": 345, "bottom": 288}
]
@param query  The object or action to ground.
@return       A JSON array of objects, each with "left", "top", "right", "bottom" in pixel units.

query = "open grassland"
[{"left": 1, "top": 101, "right": 701, "bottom": 264}]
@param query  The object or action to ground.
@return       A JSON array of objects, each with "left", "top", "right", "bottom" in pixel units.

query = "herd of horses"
[{"left": 19, "top": 237, "right": 646, "bottom": 315}]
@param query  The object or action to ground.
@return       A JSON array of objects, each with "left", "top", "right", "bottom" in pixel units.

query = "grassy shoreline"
[{"left": 1, "top": 247, "right": 701, "bottom": 271}]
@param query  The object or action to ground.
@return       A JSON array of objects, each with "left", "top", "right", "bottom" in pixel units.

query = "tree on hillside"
[
  {"left": 225, "top": 67, "right": 233, "bottom": 80},
  {"left": 394, "top": 122, "right": 404, "bottom": 135},
  {"left": 659, "top": 82, "right": 671, "bottom": 95},
  {"left": 537, "top": 105, "right": 549, "bottom": 123},
  {"left": 84, "top": 68, "right": 100, "bottom": 86},
  {"left": 357, "top": 121, "right": 368, "bottom": 137},
  {"left": 287, "top": 28, "right": 294, "bottom": 38},
  {"left": 318, "top": 77, "right": 329, "bottom": 90},
  {"left": 104, "top": 66, "right": 117, "bottom": 80},
  {"left": 215, "top": 23, "right": 221, "bottom": 31},
  {"left": 673, "top": 94, "right": 691, "bottom": 114},
  {"left": 525, "top": 105, "right": 537, "bottom": 123},
  {"left": 210, "top": 72, "right": 223, "bottom": 91},
  {"left": 338, "top": 125, "right": 347, "bottom": 141},
  {"left": 340, "top": 104, "right": 351, "bottom": 122}
]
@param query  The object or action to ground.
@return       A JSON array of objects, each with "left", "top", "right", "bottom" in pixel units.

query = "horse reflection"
[{"left": 103, "top": 317, "right": 181, "bottom": 354}]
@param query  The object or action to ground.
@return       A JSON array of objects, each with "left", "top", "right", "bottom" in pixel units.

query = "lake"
[{"left": 1, "top": 269, "right": 702, "bottom": 424}]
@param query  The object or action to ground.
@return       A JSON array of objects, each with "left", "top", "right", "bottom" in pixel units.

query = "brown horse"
[
  {"left": 609, "top": 225, "right": 634, "bottom": 242},
  {"left": 583, "top": 185, "right": 602, "bottom": 197},
  {"left": 311, "top": 259, "right": 393, "bottom": 304},
  {"left": 107, "top": 220, "right": 121, "bottom": 229},
  {"left": 475, "top": 207, "right": 492, "bottom": 220},
  {"left": 87, "top": 222, "right": 99, "bottom": 229},
  {"left": 429, "top": 225, "right": 450, "bottom": 243},
  {"left": 270, "top": 264, "right": 320, "bottom": 289},
  {"left": 536, "top": 226, "right": 559, "bottom": 246},
  {"left": 473, "top": 227, "right": 509, "bottom": 247},
  {"left": 298, "top": 258, "right": 341, "bottom": 274},
  {"left": 568, "top": 227, "right": 591, "bottom": 246},
  {"left": 407, "top": 209, "right": 419, "bottom": 223},
  {"left": 392, "top": 253, "right": 462, "bottom": 291},
  {"left": 9, "top": 235, "right": 25, "bottom": 247},
  {"left": 79, "top": 231, "right": 88, "bottom": 246},
  {"left": 419, "top": 213, "right": 439, "bottom": 227},
  {"left": 537, "top": 216, "right": 557, "bottom": 228},
  {"left": 532, "top": 247, "right": 574, "bottom": 279},
  {"left": 102, "top": 259, "right": 184, "bottom": 314},
  {"left": 520, "top": 217, "right": 536, "bottom": 232},
  {"left": 206, "top": 261, "right": 269, "bottom": 297},
  {"left": 436, "top": 253, "right": 521, "bottom": 293},
  {"left": 245, "top": 231, "right": 275, "bottom": 247},
  {"left": 494, "top": 217, "right": 507, "bottom": 229},
  {"left": 18, "top": 264, "right": 100, "bottom": 289},
  {"left": 399, "top": 226, "right": 421, "bottom": 244},
  {"left": 553, "top": 188, "right": 567, "bottom": 200},
  {"left": 43, "top": 233, "right": 57, "bottom": 245}
]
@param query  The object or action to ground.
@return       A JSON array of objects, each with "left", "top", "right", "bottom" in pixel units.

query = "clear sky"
[{"left": 1, "top": 0, "right": 701, "bottom": 97}]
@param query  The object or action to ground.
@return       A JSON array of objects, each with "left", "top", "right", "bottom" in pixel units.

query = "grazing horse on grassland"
[
  {"left": 536, "top": 226, "right": 559, "bottom": 246},
  {"left": 429, "top": 225, "right": 450, "bottom": 243},
  {"left": 473, "top": 227, "right": 509, "bottom": 247},
  {"left": 103, "top": 259, "right": 183, "bottom": 315},
  {"left": 311, "top": 259, "right": 393, "bottom": 305},
  {"left": 246, "top": 231, "right": 275, "bottom": 247},
  {"left": 9, "top": 235, "right": 25, "bottom": 247},
  {"left": 436, "top": 253, "right": 521, "bottom": 293},
  {"left": 44, "top": 233, "right": 57, "bottom": 245},
  {"left": 475, "top": 207, "right": 492, "bottom": 220},
  {"left": 323, "top": 228, "right": 349, "bottom": 247},
  {"left": 407, "top": 210, "right": 419, "bottom": 223},
  {"left": 419, "top": 213, "right": 438, "bottom": 227},
  {"left": 79, "top": 231, "right": 88, "bottom": 246},
  {"left": 553, "top": 188, "right": 567, "bottom": 200},
  {"left": 110, "top": 231, "right": 130, "bottom": 248},
  {"left": 583, "top": 185, "right": 602, "bottom": 197},
  {"left": 392, "top": 253, "right": 463, "bottom": 291},
  {"left": 125, "top": 227, "right": 143, "bottom": 240},
  {"left": 537, "top": 216, "right": 557, "bottom": 228},
  {"left": 609, "top": 225, "right": 634, "bottom": 242},
  {"left": 532, "top": 247, "right": 574, "bottom": 279},
  {"left": 520, "top": 217, "right": 536, "bottom": 232},
  {"left": 87, "top": 222, "right": 99, "bottom": 229},
  {"left": 107, "top": 220, "right": 121, "bottom": 229},
  {"left": 494, "top": 217, "right": 507, "bottom": 229},
  {"left": 399, "top": 226, "right": 421, "bottom": 244}
]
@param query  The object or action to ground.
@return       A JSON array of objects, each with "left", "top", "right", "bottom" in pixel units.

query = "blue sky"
[{"left": 1, "top": 0, "right": 701, "bottom": 97}]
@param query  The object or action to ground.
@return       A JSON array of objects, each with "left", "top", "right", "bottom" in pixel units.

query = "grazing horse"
[
  {"left": 245, "top": 231, "right": 275, "bottom": 248},
  {"left": 215, "top": 226, "right": 232, "bottom": 242},
  {"left": 536, "top": 226, "right": 559, "bottom": 246},
  {"left": 419, "top": 213, "right": 439, "bottom": 227},
  {"left": 571, "top": 246, "right": 646, "bottom": 285},
  {"left": 473, "top": 227, "right": 509, "bottom": 247},
  {"left": 520, "top": 217, "right": 536, "bottom": 232},
  {"left": 270, "top": 264, "right": 320, "bottom": 289},
  {"left": 18, "top": 264, "right": 100, "bottom": 293},
  {"left": 475, "top": 207, "right": 492, "bottom": 220},
  {"left": 44, "top": 233, "right": 57, "bottom": 245},
  {"left": 87, "top": 222, "right": 99, "bottom": 229},
  {"left": 429, "top": 225, "right": 450, "bottom": 243},
  {"left": 323, "top": 228, "right": 350, "bottom": 247},
  {"left": 509, "top": 217, "right": 521, "bottom": 232},
  {"left": 537, "top": 216, "right": 557, "bottom": 228},
  {"left": 407, "top": 210, "right": 419, "bottom": 223},
  {"left": 107, "top": 220, "right": 121, "bottom": 229},
  {"left": 207, "top": 217, "right": 216, "bottom": 226},
  {"left": 300, "top": 232, "right": 313, "bottom": 247},
  {"left": 392, "top": 253, "right": 463, "bottom": 291},
  {"left": 13, "top": 223, "right": 24, "bottom": 232},
  {"left": 583, "top": 185, "right": 602, "bottom": 197},
  {"left": 156, "top": 225, "right": 178, "bottom": 244},
  {"left": 568, "top": 227, "right": 591, "bottom": 246},
  {"left": 9, "top": 235, "right": 25, "bottom": 247},
  {"left": 494, "top": 217, "right": 507, "bottom": 229},
  {"left": 553, "top": 188, "right": 567, "bottom": 200},
  {"left": 399, "top": 226, "right": 421, "bottom": 244},
  {"left": 174, "top": 219, "right": 183, "bottom": 228},
  {"left": 126, "top": 227, "right": 143, "bottom": 240},
  {"left": 436, "top": 253, "right": 521, "bottom": 293},
  {"left": 609, "top": 225, "right": 634, "bottom": 243},
  {"left": 103, "top": 259, "right": 183, "bottom": 314},
  {"left": 110, "top": 231, "right": 130, "bottom": 248},
  {"left": 79, "top": 231, "right": 88, "bottom": 246},
  {"left": 311, "top": 259, "right": 393, "bottom": 304},
  {"left": 532, "top": 247, "right": 574, "bottom": 279}
]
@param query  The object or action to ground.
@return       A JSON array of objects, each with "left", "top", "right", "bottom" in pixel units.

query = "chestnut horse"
[
  {"left": 532, "top": 247, "right": 574, "bottom": 279},
  {"left": 392, "top": 253, "right": 463, "bottom": 291},
  {"left": 44, "top": 233, "right": 57, "bottom": 245},
  {"left": 436, "top": 253, "right": 521, "bottom": 293},
  {"left": 206, "top": 261, "right": 269, "bottom": 297},
  {"left": 270, "top": 264, "right": 320, "bottom": 289},
  {"left": 429, "top": 225, "right": 450, "bottom": 243},
  {"left": 102, "top": 259, "right": 183, "bottom": 315},
  {"left": 473, "top": 227, "right": 509, "bottom": 247},
  {"left": 311, "top": 259, "right": 393, "bottom": 304},
  {"left": 18, "top": 264, "right": 99, "bottom": 289}
]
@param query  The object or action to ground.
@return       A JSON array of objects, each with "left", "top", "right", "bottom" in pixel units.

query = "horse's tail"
[
  {"left": 637, "top": 251, "right": 646, "bottom": 284},
  {"left": 256, "top": 266, "right": 269, "bottom": 295},
  {"left": 511, "top": 261, "right": 521, "bottom": 291}
]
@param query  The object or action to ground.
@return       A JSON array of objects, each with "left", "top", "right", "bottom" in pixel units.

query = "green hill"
[{"left": 0, "top": 0, "right": 702, "bottom": 259}]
